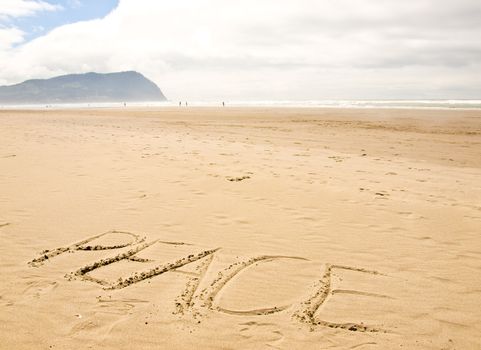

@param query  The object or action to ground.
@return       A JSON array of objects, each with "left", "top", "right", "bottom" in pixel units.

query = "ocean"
[{"left": 2, "top": 100, "right": 481, "bottom": 110}]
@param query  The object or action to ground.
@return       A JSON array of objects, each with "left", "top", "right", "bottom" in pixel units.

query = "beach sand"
[{"left": 0, "top": 107, "right": 480, "bottom": 349}]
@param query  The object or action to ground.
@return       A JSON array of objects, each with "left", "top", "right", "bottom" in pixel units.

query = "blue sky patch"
[{"left": 6, "top": 0, "right": 119, "bottom": 44}]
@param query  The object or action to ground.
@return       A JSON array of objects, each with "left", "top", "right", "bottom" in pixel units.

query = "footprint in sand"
[
  {"left": 238, "top": 321, "right": 284, "bottom": 344},
  {"left": 226, "top": 175, "right": 251, "bottom": 182},
  {"left": 22, "top": 280, "right": 59, "bottom": 299},
  {"left": 374, "top": 192, "right": 389, "bottom": 198}
]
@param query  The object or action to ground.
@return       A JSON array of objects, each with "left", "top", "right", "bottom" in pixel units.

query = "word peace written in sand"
[{"left": 29, "top": 230, "right": 389, "bottom": 333}]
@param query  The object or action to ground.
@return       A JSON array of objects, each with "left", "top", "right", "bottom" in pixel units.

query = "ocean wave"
[{"left": 2, "top": 100, "right": 481, "bottom": 110}]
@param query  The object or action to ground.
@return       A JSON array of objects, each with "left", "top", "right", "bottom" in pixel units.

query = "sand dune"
[{"left": 0, "top": 107, "right": 480, "bottom": 349}]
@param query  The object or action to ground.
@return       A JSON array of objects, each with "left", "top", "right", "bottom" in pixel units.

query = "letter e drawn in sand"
[{"left": 293, "top": 264, "right": 390, "bottom": 333}]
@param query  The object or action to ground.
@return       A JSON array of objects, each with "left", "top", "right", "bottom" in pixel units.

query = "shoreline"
[{"left": 1, "top": 99, "right": 481, "bottom": 111}]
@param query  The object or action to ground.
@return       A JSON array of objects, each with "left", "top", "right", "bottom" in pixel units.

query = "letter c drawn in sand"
[{"left": 199, "top": 255, "right": 310, "bottom": 316}]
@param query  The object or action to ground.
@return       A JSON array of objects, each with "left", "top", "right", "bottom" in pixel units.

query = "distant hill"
[{"left": 0, "top": 71, "right": 166, "bottom": 104}]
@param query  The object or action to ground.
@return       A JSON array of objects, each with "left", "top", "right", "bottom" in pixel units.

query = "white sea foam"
[{"left": 2, "top": 100, "right": 481, "bottom": 110}]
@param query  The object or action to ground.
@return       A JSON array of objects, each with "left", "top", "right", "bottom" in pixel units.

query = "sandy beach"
[{"left": 0, "top": 107, "right": 480, "bottom": 349}]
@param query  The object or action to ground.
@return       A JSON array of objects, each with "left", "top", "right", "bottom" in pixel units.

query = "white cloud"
[
  {"left": 0, "top": 0, "right": 61, "bottom": 20},
  {"left": 0, "top": 0, "right": 480, "bottom": 99},
  {"left": 0, "top": 26, "right": 24, "bottom": 49},
  {"left": 0, "top": 0, "right": 62, "bottom": 50}
]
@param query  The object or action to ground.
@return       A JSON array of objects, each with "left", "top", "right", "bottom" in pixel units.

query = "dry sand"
[{"left": 0, "top": 107, "right": 480, "bottom": 349}]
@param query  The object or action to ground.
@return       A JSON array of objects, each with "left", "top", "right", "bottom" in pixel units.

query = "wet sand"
[{"left": 0, "top": 107, "right": 480, "bottom": 349}]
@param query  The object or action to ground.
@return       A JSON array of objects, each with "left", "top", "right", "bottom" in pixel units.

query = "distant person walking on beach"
[
  {"left": 179, "top": 101, "right": 181, "bottom": 106},
  {"left": 222, "top": 101, "right": 225, "bottom": 107},
  {"left": 185, "top": 101, "right": 188, "bottom": 107}
]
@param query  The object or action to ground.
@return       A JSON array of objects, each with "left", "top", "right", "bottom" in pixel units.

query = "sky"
[{"left": 1, "top": 0, "right": 481, "bottom": 100}]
